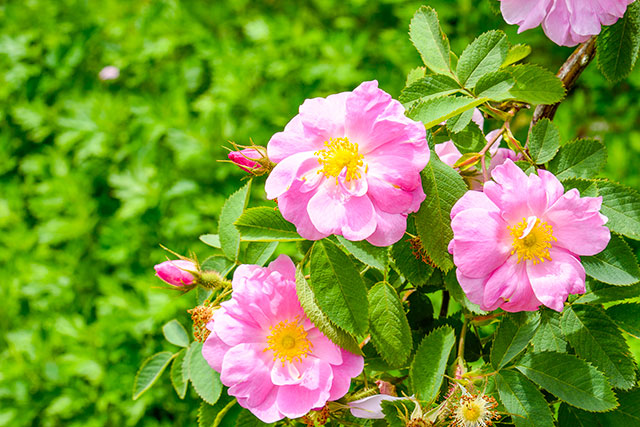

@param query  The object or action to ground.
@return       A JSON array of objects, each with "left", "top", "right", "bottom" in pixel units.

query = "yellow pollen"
[
  {"left": 461, "top": 402, "right": 483, "bottom": 422},
  {"left": 315, "top": 137, "right": 364, "bottom": 182},
  {"left": 508, "top": 216, "right": 557, "bottom": 264},
  {"left": 265, "top": 317, "right": 313, "bottom": 365}
]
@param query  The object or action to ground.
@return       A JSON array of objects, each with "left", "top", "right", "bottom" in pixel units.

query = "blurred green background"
[{"left": 1, "top": 0, "right": 638, "bottom": 425}]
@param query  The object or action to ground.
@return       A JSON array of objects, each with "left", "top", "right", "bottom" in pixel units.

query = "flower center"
[
  {"left": 315, "top": 137, "right": 364, "bottom": 182},
  {"left": 508, "top": 215, "right": 557, "bottom": 264},
  {"left": 265, "top": 317, "right": 313, "bottom": 365},
  {"left": 461, "top": 401, "right": 484, "bottom": 422}
]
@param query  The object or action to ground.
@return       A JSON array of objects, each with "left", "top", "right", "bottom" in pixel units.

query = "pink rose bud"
[
  {"left": 154, "top": 260, "right": 197, "bottom": 287},
  {"left": 99, "top": 66, "right": 120, "bottom": 81},
  {"left": 228, "top": 149, "right": 262, "bottom": 172}
]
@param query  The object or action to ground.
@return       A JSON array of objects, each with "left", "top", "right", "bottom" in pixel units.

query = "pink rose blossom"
[
  {"left": 229, "top": 148, "right": 262, "bottom": 173},
  {"left": 499, "top": 0, "right": 635, "bottom": 47},
  {"left": 449, "top": 160, "right": 610, "bottom": 312},
  {"left": 154, "top": 260, "right": 196, "bottom": 287},
  {"left": 265, "top": 81, "right": 430, "bottom": 247},
  {"left": 348, "top": 394, "right": 412, "bottom": 419},
  {"left": 202, "top": 255, "right": 364, "bottom": 422}
]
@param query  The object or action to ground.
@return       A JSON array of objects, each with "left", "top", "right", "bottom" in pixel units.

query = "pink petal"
[
  {"left": 327, "top": 349, "right": 364, "bottom": 401},
  {"left": 527, "top": 248, "right": 585, "bottom": 312},
  {"left": 276, "top": 359, "right": 333, "bottom": 418},
  {"left": 435, "top": 141, "right": 462, "bottom": 167},
  {"left": 538, "top": 169, "right": 565, "bottom": 207},
  {"left": 267, "top": 115, "right": 319, "bottom": 164},
  {"left": 307, "top": 330, "right": 343, "bottom": 365},
  {"left": 456, "top": 269, "right": 488, "bottom": 308},
  {"left": 366, "top": 175, "right": 417, "bottom": 215},
  {"left": 221, "top": 343, "right": 276, "bottom": 407},
  {"left": 500, "top": 0, "right": 552, "bottom": 32},
  {"left": 484, "top": 160, "right": 532, "bottom": 223},
  {"left": 365, "top": 209, "right": 409, "bottom": 247},
  {"left": 277, "top": 180, "right": 330, "bottom": 241},
  {"left": 236, "top": 388, "right": 282, "bottom": 423},
  {"left": 483, "top": 256, "right": 541, "bottom": 312},
  {"left": 268, "top": 254, "right": 297, "bottom": 282},
  {"left": 265, "top": 151, "right": 320, "bottom": 199},
  {"left": 202, "top": 331, "right": 231, "bottom": 372},
  {"left": 451, "top": 190, "right": 500, "bottom": 218},
  {"left": 349, "top": 395, "right": 409, "bottom": 419},
  {"left": 299, "top": 92, "right": 349, "bottom": 142},
  {"left": 307, "top": 182, "right": 377, "bottom": 241},
  {"left": 450, "top": 208, "right": 512, "bottom": 278}
]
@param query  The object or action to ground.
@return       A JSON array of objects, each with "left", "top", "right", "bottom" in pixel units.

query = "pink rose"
[
  {"left": 228, "top": 148, "right": 262, "bottom": 173},
  {"left": 449, "top": 160, "right": 610, "bottom": 312},
  {"left": 154, "top": 260, "right": 197, "bottom": 287},
  {"left": 499, "top": 0, "right": 635, "bottom": 47},
  {"left": 265, "top": 80, "right": 430, "bottom": 247},
  {"left": 202, "top": 255, "right": 364, "bottom": 422}
]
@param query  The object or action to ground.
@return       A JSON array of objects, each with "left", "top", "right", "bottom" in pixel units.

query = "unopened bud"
[
  {"left": 228, "top": 148, "right": 263, "bottom": 173},
  {"left": 154, "top": 260, "right": 197, "bottom": 287}
]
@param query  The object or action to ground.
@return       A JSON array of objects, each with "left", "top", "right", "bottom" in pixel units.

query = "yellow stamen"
[
  {"left": 508, "top": 216, "right": 557, "bottom": 264},
  {"left": 315, "top": 137, "right": 364, "bottom": 182},
  {"left": 265, "top": 317, "right": 313, "bottom": 365}
]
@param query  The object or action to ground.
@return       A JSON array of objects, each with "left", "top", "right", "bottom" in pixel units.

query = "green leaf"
[
  {"left": 606, "top": 303, "right": 640, "bottom": 338},
  {"left": 446, "top": 108, "right": 475, "bottom": 133},
  {"left": 596, "top": 180, "right": 640, "bottom": 240},
  {"left": 390, "top": 231, "right": 434, "bottom": 287},
  {"left": 410, "top": 326, "right": 456, "bottom": 403},
  {"left": 407, "top": 96, "right": 488, "bottom": 130},
  {"left": 531, "top": 309, "right": 567, "bottom": 353},
  {"left": 198, "top": 395, "right": 239, "bottom": 427},
  {"left": 507, "top": 64, "right": 566, "bottom": 105},
  {"left": 199, "top": 234, "right": 221, "bottom": 248},
  {"left": 295, "top": 268, "right": 362, "bottom": 355},
  {"left": 457, "top": 30, "right": 509, "bottom": 88},
  {"left": 409, "top": 6, "right": 452, "bottom": 75},
  {"left": 583, "top": 234, "right": 640, "bottom": 285},
  {"left": 399, "top": 74, "right": 461, "bottom": 109},
  {"left": 561, "top": 178, "right": 599, "bottom": 197},
  {"left": 406, "top": 66, "right": 426, "bottom": 86},
  {"left": 558, "top": 403, "right": 599, "bottom": 427},
  {"left": 561, "top": 304, "right": 636, "bottom": 390},
  {"left": 162, "top": 319, "right": 190, "bottom": 348},
  {"left": 336, "top": 236, "right": 388, "bottom": 272},
  {"left": 496, "top": 370, "right": 554, "bottom": 427},
  {"left": 132, "top": 351, "right": 175, "bottom": 400},
  {"left": 235, "top": 408, "right": 275, "bottom": 426},
  {"left": 528, "top": 118, "right": 560, "bottom": 164},
  {"left": 515, "top": 352, "right": 618, "bottom": 412},
  {"left": 234, "top": 207, "right": 303, "bottom": 241},
  {"left": 491, "top": 313, "right": 540, "bottom": 370},
  {"left": 502, "top": 44, "right": 532, "bottom": 67},
  {"left": 170, "top": 349, "right": 188, "bottom": 399},
  {"left": 189, "top": 342, "right": 223, "bottom": 405},
  {"left": 381, "top": 399, "right": 416, "bottom": 427},
  {"left": 547, "top": 138, "right": 607, "bottom": 180},
  {"left": 443, "top": 270, "right": 486, "bottom": 314},
  {"left": 597, "top": 2, "right": 640, "bottom": 83},
  {"left": 219, "top": 180, "right": 252, "bottom": 260},
  {"left": 368, "top": 282, "right": 413, "bottom": 367},
  {"left": 243, "top": 241, "right": 278, "bottom": 266},
  {"left": 474, "top": 70, "right": 515, "bottom": 100},
  {"left": 414, "top": 158, "right": 468, "bottom": 271},
  {"left": 575, "top": 280, "right": 640, "bottom": 304},
  {"left": 599, "top": 388, "right": 640, "bottom": 425},
  {"left": 200, "top": 255, "right": 235, "bottom": 277},
  {"left": 309, "top": 239, "right": 369, "bottom": 335}
]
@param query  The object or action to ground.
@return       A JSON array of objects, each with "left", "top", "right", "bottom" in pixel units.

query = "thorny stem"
[{"left": 530, "top": 35, "right": 598, "bottom": 127}]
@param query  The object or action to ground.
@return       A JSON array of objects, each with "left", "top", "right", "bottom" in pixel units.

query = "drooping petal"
[
  {"left": 365, "top": 209, "right": 409, "bottom": 247},
  {"left": 276, "top": 359, "right": 333, "bottom": 419},
  {"left": 527, "top": 248, "right": 586, "bottom": 312},
  {"left": 265, "top": 152, "right": 320, "bottom": 199},
  {"left": 349, "top": 395, "right": 411, "bottom": 419},
  {"left": 277, "top": 180, "right": 330, "bottom": 241},
  {"left": 483, "top": 256, "right": 542, "bottom": 312},
  {"left": 202, "top": 331, "right": 232, "bottom": 372},
  {"left": 499, "top": 0, "right": 552, "bottom": 32},
  {"left": 327, "top": 349, "right": 365, "bottom": 401},
  {"left": 221, "top": 343, "right": 275, "bottom": 407}
]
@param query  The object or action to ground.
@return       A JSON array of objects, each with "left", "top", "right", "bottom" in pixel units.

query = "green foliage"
[
  {"left": 399, "top": 75, "right": 461, "bottom": 108},
  {"left": 188, "top": 342, "right": 222, "bottom": 406},
  {"left": 597, "top": 2, "right": 640, "bottom": 83},
  {"left": 368, "top": 282, "right": 413, "bottom": 367},
  {"left": 170, "top": 349, "right": 188, "bottom": 399},
  {"left": 162, "top": 319, "right": 190, "bottom": 348},
  {"left": 548, "top": 139, "right": 607, "bottom": 179},
  {"left": 235, "top": 207, "right": 303, "bottom": 241},
  {"left": 309, "top": 239, "right": 369, "bottom": 336},
  {"left": 219, "top": 180, "right": 252, "bottom": 260},
  {"left": 491, "top": 313, "right": 540, "bottom": 370},
  {"left": 336, "top": 236, "right": 388, "bottom": 272},
  {"left": 528, "top": 119, "right": 561, "bottom": 164},
  {"left": 607, "top": 303, "right": 640, "bottom": 338},
  {"left": 457, "top": 30, "right": 509, "bottom": 88},
  {"left": 409, "top": 6, "right": 453, "bottom": 76},
  {"left": 596, "top": 180, "right": 640, "bottom": 241},
  {"left": 583, "top": 234, "right": 640, "bottom": 285},
  {"left": 506, "top": 64, "right": 566, "bottom": 104},
  {"left": 496, "top": 370, "right": 554, "bottom": 427},
  {"left": 408, "top": 95, "right": 488, "bottom": 130},
  {"left": 133, "top": 352, "right": 176, "bottom": 400},
  {"left": 410, "top": 326, "right": 455, "bottom": 403}
]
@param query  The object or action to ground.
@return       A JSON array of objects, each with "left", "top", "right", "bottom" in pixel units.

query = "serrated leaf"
[
  {"left": 162, "top": 319, "right": 190, "bottom": 348},
  {"left": 515, "top": 352, "right": 618, "bottom": 412},
  {"left": 607, "top": 303, "right": 640, "bottom": 338},
  {"left": 381, "top": 399, "right": 416, "bottom": 427},
  {"left": 234, "top": 207, "right": 303, "bottom": 241},
  {"left": 243, "top": 241, "right": 278, "bottom": 266},
  {"left": 399, "top": 74, "right": 461, "bottom": 109},
  {"left": 547, "top": 138, "right": 607, "bottom": 180},
  {"left": 474, "top": 70, "right": 515, "bottom": 100},
  {"left": 502, "top": 44, "right": 532, "bottom": 67},
  {"left": 410, "top": 326, "right": 456, "bottom": 403},
  {"left": 407, "top": 96, "right": 488, "bottom": 130},
  {"left": 198, "top": 394, "right": 238, "bottom": 427},
  {"left": 457, "top": 30, "right": 509, "bottom": 88},
  {"left": 336, "top": 236, "right": 388, "bottom": 272},
  {"left": 599, "top": 388, "right": 640, "bottom": 424},
  {"left": 561, "top": 178, "right": 599, "bottom": 197},
  {"left": 562, "top": 304, "right": 636, "bottom": 389},
  {"left": 409, "top": 6, "right": 452, "bottom": 75},
  {"left": 575, "top": 280, "right": 640, "bottom": 304},
  {"left": 295, "top": 268, "right": 362, "bottom": 355},
  {"left": 558, "top": 403, "right": 599, "bottom": 427},
  {"left": 309, "top": 239, "right": 369, "bottom": 335},
  {"left": 583, "top": 234, "right": 640, "bottom": 285},
  {"left": 189, "top": 342, "right": 223, "bottom": 405},
  {"left": 390, "top": 233, "right": 434, "bottom": 287},
  {"left": 132, "top": 351, "right": 175, "bottom": 400},
  {"left": 170, "top": 349, "right": 188, "bottom": 399},
  {"left": 219, "top": 180, "right": 252, "bottom": 260},
  {"left": 531, "top": 309, "right": 567, "bottom": 353},
  {"left": 201, "top": 255, "right": 235, "bottom": 276},
  {"left": 496, "top": 370, "right": 555, "bottom": 427},
  {"left": 597, "top": 2, "right": 640, "bottom": 83},
  {"left": 528, "top": 118, "right": 560, "bottom": 164},
  {"left": 406, "top": 66, "right": 426, "bottom": 86},
  {"left": 507, "top": 64, "right": 566, "bottom": 105},
  {"left": 449, "top": 122, "right": 486, "bottom": 153},
  {"left": 199, "top": 234, "right": 221, "bottom": 248},
  {"left": 368, "top": 282, "right": 413, "bottom": 367},
  {"left": 235, "top": 408, "right": 275, "bottom": 426},
  {"left": 446, "top": 108, "right": 475, "bottom": 133},
  {"left": 414, "top": 158, "right": 468, "bottom": 271},
  {"left": 596, "top": 180, "right": 640, "bottom": 240},
  {"left": 491, "top": 313, "right": 540, "bottom": 370}
]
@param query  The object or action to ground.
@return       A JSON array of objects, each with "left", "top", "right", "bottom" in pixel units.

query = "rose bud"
[{"left": 154, "top": 260, "right": 197, "bottom": 287}]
